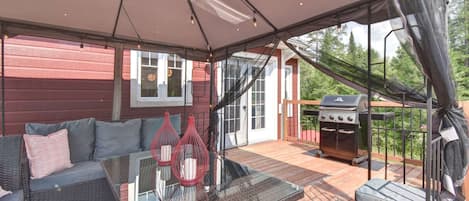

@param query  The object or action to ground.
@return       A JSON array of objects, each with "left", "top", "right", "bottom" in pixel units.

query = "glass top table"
[{"left": 101, "top": 151, "right": 304, "bottom": 201}]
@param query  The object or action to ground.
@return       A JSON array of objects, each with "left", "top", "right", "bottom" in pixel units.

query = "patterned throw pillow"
[
  {"left": 24, "top": 129, "right": 73, "bottom": 179},
  {"left": 0, "top": 185, "right": 11, "bottom": 198}
]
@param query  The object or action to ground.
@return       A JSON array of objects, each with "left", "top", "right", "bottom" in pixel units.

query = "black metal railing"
[{"left": 429, "top": 136, "right": 443, "bottom": 200}]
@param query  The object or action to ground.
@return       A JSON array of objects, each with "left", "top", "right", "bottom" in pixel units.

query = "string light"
[
  {"left": 3, "top": 34, "right": 8, "bottom": 40},
  {"left": 104, "top": 43, "right": 108, "bottom": 49},
  {"left": 190, "top": 15, "right": 195, "bottom": 24},
  {"left": 253, "top": 14, "right": 257, "bottom": 27},
  {"left": 80, "top": 42, "right": 84, "bottom": 48},
  {"left": 137, "top": 43, "right": 141, "bottom": 49}
]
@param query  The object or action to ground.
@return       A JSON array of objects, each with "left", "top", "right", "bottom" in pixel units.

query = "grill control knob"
[
  {"left": 338, "top": 116, "right": 343, "bottom": 121},
  {"left": 329, "top": 115, "right": 334, "bottom": 120},
  {"left": 321, "top": 115, "right": 326, "bottom": 120},
  {"left": 347, "top": 116, "right": 354, "bottom": 122}
]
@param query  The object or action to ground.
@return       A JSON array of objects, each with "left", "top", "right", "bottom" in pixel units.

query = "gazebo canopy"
[{"left": 0, "top": 0, "right": 388, "bottom": 61}]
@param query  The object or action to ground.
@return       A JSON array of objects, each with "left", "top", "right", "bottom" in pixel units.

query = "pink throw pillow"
[
  {"left": 24, "top": 129, "right": 73, "bottom": 179},
  {"left": 0, "top": 186, "right": 11, "bottom": 198}
]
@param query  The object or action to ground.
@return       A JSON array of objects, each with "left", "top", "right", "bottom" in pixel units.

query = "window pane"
[
  {"left": 167, "top": 69, "right": 182, "bottom": 97},
  {"left": 141, "top": 52, "right": 150, "bottom": 66},
  {"left": 150, "top": 57, "right": 158, "bottom": 66},
  {"left": 168, "top": 54, "right": 183, "bottom": 69},
  {"left": 251, "top": 66, "right": 265, "bottom": 130},
  {"left": 141, "top": 67, "right": 158, "bottom": 97}
]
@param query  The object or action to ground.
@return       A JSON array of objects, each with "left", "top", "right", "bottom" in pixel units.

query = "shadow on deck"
[{"left": 225, "top": 141, "right": 423, "bottom": 201}]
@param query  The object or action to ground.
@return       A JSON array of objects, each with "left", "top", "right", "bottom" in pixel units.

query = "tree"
[
  {"left": 388, "top": 44, "right": 424, "bottom": 91},
  {"left": 448, "top": 0, "right": 469, "bottom": 99},
  {"left": 347, "top": 32, "right": 359, "bottom": 65}
]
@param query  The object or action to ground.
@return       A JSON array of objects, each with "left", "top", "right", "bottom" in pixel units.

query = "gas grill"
[{"left": 318, "top": 94, "right": 368, "bottom": 164}]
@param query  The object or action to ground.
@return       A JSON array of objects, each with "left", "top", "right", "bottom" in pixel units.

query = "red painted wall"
[{"left": 0, "top": 36, "right": 213, "bottom": 137}]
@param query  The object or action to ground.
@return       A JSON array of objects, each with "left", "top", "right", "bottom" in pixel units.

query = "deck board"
[{"left": 225, "top": 141, "right": 423, "bottom": 201}]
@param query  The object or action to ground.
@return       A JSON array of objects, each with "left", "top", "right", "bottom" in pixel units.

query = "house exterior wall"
[
  {"left": 0, "top": 36, "right": 212, "bottom": 137},
  {"left": 0, "top": 36, "right": 299, "bottom": 146}
]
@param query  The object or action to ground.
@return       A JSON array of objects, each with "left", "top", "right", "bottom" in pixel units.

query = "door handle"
[
  {"left": 321, "top": 127, "right": 336, "bottom": 132},
  {"left": 338, "top": 129, "right": 354, "bottom": 134}
]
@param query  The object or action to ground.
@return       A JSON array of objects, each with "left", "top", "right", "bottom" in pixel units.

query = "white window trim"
[{"left": 130, "top": 50, "right": 193, "bottom": 108}]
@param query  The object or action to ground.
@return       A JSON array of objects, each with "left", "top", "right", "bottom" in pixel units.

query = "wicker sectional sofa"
[{"left": 0, "top": 114, "right": 181, "bottom": 201}]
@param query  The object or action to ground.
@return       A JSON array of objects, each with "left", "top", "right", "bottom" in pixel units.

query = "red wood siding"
[
  {"left": 0, "top": 36, "right": 214, "bottom": 137},
  {"left": 1, "top": 36, "right": 114, "bottom": 135}
]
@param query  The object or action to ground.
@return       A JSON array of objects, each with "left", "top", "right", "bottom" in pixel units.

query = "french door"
[
  {"left": 222, "top": 58, "right": 249, "bottom": 149},
  {"left": 220, "top": 54, "right": 272, "bottom": 149}
]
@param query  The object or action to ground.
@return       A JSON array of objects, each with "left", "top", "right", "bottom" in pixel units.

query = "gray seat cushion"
[
  {"left": 94, "top": 119, "right": 142, "bottom": 160},
  {"left": 142, "top": 114, "right": 181, "bottom": 150},
  {"left": 25, "top": 118, "right": 96, "bottom": 163},
  {"left": 30, "top": 161, "right": 105, "bottom": 192},
  {"left": 355, "top": 178, "right": 425, "bottom": 201},
  {"left": 0, "top": 190, "right": 23, "bottom": 201}
]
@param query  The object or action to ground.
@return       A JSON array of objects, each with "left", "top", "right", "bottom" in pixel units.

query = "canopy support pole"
[
  {"left": 111, "top": 0, "right": 123, "bottom": 38},
  {"left": 186, "top": 0, "right": 211, "bottom": 52},
  {"left": 1, "top": 25, "right": 5, "bottom": 136},
  {"left": 366, "top": 4, "right": 372, "bottom": 181},
  {"left": 425, "top": 78, "right": 432, "bottom": 201},
  {"left": 111, "top": 45, "right": 123, "bottom": 121},
  {"left": 208, "top": 61, "right": 215, "bottom": 186}
]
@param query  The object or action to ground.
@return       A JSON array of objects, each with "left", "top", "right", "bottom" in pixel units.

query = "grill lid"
[{"left": 320, "top": 94, "right": 368, "bottom": 108}]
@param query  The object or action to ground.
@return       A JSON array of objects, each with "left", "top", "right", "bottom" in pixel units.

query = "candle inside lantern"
[
  {"left": 184, "top": 158, "right": 197, "bottom": 180},
  {"left": 160, "top": 145, "right": 172, "bottom": 162}
]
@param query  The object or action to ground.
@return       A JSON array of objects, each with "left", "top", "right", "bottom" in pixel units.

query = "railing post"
[
  {"left": 283, "top": 99, "right": 289, "bottom": 141},
  {"left": 425, "top": 78, "right": 432, "bottom": 201}
]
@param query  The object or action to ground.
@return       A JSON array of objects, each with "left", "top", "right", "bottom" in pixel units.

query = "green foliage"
[
  {"left": 300, "top": 27, "right": 356, "bottom": 100},
  {"left": 388, "top": 44, "right": 425, "bottom": 90},
  {"left": 449, "top": 0, "right": 469, "bottom": 100}
]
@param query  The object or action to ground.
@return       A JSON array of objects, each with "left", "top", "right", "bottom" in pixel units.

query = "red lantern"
[
  {"left": 171, "top": 115, "right": 209, "bottom": 186},
  {"left": 150, "top": 112, "right": 180, "bottom": 166}
]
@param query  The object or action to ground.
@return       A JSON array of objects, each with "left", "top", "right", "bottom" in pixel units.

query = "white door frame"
[{"left": 217, "top": 52, "right": 278, "bottom": 150}]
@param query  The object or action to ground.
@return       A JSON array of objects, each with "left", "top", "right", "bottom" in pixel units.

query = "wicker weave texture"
[
  {"left": 29, "top": 178, "right": 115, "bottom": 201},
  {"left": 0, "top": 135, "right": 24, "bottom": 192}
]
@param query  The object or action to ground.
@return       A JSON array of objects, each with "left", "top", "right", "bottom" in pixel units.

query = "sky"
[{"left": 342, "top": 20, "right": 402, "bottom": 58}]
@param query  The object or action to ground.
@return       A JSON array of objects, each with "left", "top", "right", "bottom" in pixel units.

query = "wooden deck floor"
[{"left": 225, "top": 141, "right": 423, "bottom": 201}]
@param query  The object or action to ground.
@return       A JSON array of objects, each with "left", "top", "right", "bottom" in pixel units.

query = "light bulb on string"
[
  {"left": 253, "top": 16, "right": 257, "bottom": 27},
  {"left": 190, "top": 15, "right": 195, "bottom": 24}
]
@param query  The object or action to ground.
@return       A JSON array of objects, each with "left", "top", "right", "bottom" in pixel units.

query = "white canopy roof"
[{"left": 0, "top": 0, "right": 388, "bottom": 61}]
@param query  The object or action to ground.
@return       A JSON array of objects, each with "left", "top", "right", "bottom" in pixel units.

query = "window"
[
  {"left": 130, "top": 50, "right": 192, "bottom": 107},
  {"left": 251, "top": 66, "right": 265, "bottom": 129}
]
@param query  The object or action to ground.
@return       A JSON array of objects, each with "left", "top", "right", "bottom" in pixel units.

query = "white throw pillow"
[{"left": 24, "top": 129, "right": 73, "bottom": 179}]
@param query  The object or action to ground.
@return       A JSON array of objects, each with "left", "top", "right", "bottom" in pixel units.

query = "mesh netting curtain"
[
  {"left": 389, "top": 0, "right": 469, "bottom": 198},
  {"left": 283, "top": 41, "right": 436, "bottom": 107},
  {"left": 207, "top": 39, "right": 280, "bottom": 152}
]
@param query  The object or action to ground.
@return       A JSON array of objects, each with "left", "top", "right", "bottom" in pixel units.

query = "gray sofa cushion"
[
  {"left": 94, "top": 119, "right": 142, "bottom": 160},
  {"left": 30, "top": 161, "right": 105, "bottom": 192},
  {"left": 25, "top": 118, "right": 96, "bottom": 163},
  {"left": 355, "top": 178, "right": 425, "bottom": 201},
  {"left": 142, "top": 114, "right": 181, "bottom": 150},
  {"left": 0, "top": 190, "right": 23, "bottom": 201}
]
